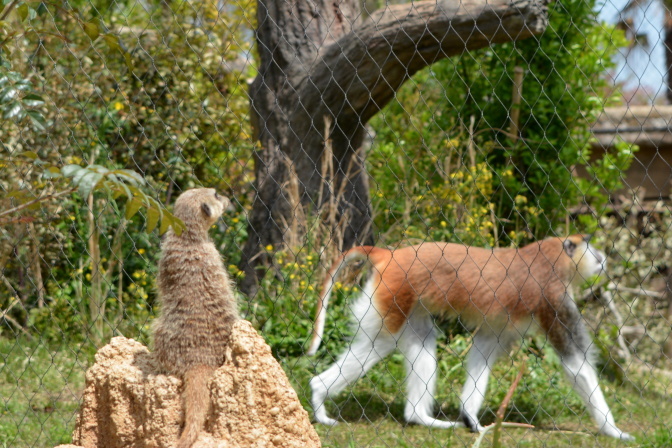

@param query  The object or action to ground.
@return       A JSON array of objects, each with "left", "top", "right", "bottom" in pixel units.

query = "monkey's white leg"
[
  {"left": 398, "top": 310, "right": 459, "bottom": 429},
  {"left": 544, "top": 298, "right": 633, "bottom": 441},
  {"left": 459, "top": 328, "right": 514, "bottom": 432},
  {"left": 560, "top": 346, "right": 634, "bottom": 441},
  {"left": 310, "top": 294, "right": 396, "bottom": 426}
]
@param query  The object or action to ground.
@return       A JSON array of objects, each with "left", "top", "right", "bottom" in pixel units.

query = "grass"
[
  {"left": 0, "top": 337, "right": 94, "bottom": 448},
  {"left": 0, "top": 333, "right": 671, "bottom": 448}
]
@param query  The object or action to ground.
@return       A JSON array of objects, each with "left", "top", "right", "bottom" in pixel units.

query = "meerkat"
[
  {"left": 152, "top": 188, "right": 239, "bottom": 448},
  {"left": 307, "top": 235, "right": 633, "bottom": 440}
]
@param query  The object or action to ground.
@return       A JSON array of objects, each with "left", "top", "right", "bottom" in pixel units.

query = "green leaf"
[
  {"left": 6, "top": 190, "right": 29, "bottom": 199},
  {"left": 20, "top": 151, "right": 39, "bottom": 160},
  {"left": 0, "top": 86, "right": 18, "bottom": 102},
  {"left": 27, "top": 110, "right": 47, "bottom": 131},
  {"left": 161, "top": 215, "right": 185, "bottom": 236},
  {"left": 159, "top": 214, "right": 172, "bottom": 235},
  {"left": 71, "top": 166, "right": 91, "bottom": 186},
  {"left": 102, "top": 34, "right": 121, "bottom": 52},
  {"left": 82, "top": 21, "right": 100, "bottom": 41},
  {"left": 22, "top": 93, "right": 44, "bottom": 107},
  {"left": 146, "top": 206, "right": 161, "bottom": 233},
  {"left": 61, "top": 164, "right": 82, "bottom": 177},
  {"left": 77, "top": 171, "right": 104, "bottom": 197},
  {"left": 125, "top": 197, "right": 143, "bottom": 219},
  {"left": 123, "top": 52, "right": 133, "bottom": 71},
  {"left": 17, "top": 3, "right": 28, "bottom": 21},
  {"left": 112, "top": 169, "right": 145, "bottom": 186},
  {"left": 3, "top": 101, "right": 21, "bottom": 119},
  {"left": 111, "top": 185, "right": 124, "bottom": 200},
  {"left": 42, "top": 166, "right": 62, "bottom": 179}
]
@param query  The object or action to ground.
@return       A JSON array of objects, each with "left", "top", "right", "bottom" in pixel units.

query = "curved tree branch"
[
  {"left": 287, "top": 0, "right": 549, "bottom": 206},
  {"left": 240, "top": 0, "right": 548, "bottom": 295}
]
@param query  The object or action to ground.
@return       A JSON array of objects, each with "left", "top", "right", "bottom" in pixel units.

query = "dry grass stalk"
[{"left": 491, "top": 360, "right": 527, "bottom": 447}]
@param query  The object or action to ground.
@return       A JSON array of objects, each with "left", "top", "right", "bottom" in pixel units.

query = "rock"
[{"left": 70, "top": 320, "right": 321, "bottom": 448}]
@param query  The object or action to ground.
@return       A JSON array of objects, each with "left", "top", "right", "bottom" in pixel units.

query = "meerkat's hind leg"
[
  {"left": 398, "top": 308, "right": 460, "bottom": 429},
  {"left": 459, "top": 326, "right": 516, "bottom": 433}
]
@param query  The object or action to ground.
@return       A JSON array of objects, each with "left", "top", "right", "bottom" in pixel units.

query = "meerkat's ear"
[
  {"left": 563, "top": 238, "right": 577, "bottom": 258},
  {"left": 201, "top": 202, "right": 212, "bottom": 218}
]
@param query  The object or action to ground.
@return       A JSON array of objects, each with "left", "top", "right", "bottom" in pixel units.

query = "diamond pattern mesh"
[{"left": 0, "top": 0, "right": 671, "bottom": 446}]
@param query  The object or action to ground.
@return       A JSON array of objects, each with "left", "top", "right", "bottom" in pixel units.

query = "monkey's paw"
[{"left": 314, "top": 416, "right": 339, "bottom": 426}]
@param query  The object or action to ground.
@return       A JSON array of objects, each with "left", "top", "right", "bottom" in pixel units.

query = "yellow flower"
[
  {"left": 232, "top": 217, "right": 240, "bottom": 223},
  {"left": 514, "top": 195, "right": 527, "bottom": 205},
  {"left": 113, "top": 102, "right": 124, "bottom": 111},
  {"left": 440, "top": 221, "right": 447, "bottom": 227},
  {"left": 352, "top": 287, "right": 359, "bottom": 292},
  {"left": 85, "top": 273, "right": 92, "bottom": 281},
  {"left": 334, "top": 281, "right": 343, "bottom": 290},
  {"left": 300, "top": 281, "right": 306, "bottom": 286},
  {"left": 133, "top": 272, "right": 141, "bottom": 279},
  {"left": 307, "top": 285, "right": 314, "bottom": 291},
  {"left": 266, "top": 245, "right": 274, "bottom": 251},
  {"left": 69, "top": 216, "right": 76, "bottom": 221},
  {"left": 138, "top": 248, "right": 146, "bottom": 254},
  {"left": 289, "top": 274, "right": 295, "bottom": 280}
]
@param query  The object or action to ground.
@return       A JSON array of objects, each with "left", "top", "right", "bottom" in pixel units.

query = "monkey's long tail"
[
  {"left": 306, "top": 246, "right": 380, "bottom": 356},
  {"left": 177, "top": 365, "right": 215, "bottom": 448}
]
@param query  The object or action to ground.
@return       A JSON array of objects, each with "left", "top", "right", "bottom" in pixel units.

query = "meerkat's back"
[{"left": 151, "top": 188, "right": 239, "bottom": 448}]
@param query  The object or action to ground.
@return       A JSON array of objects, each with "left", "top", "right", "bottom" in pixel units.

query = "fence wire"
[{"left": 1, "top": 0, "right": 671, "bottom": 446}]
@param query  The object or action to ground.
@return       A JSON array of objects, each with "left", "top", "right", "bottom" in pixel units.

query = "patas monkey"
[
  {"left": 153, "top": 188, "right": 239, "bottom": 448},
  {"left": 307, "top": 235, "right": 633, "bottom": 440}
]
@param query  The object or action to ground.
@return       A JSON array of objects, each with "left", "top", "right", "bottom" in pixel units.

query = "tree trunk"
[{"left": 240, "top": 0, "right": 548, "bottom": 295}]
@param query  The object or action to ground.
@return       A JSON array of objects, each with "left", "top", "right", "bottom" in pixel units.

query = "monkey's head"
[
  {"left": 172, "top": 188, "right": 232, "bottom": 237},
  {"left": 563, "top": 234, "right": 606, "bottom": 284}
]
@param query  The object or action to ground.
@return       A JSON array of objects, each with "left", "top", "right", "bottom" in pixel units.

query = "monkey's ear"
[
  {"left": 563, "top": 239, "right": 577, "bottom": 257},
  {"left": 201, "top": 202, "right": 212, "bottom": 218}
]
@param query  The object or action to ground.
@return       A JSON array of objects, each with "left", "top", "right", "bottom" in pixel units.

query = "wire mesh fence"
[{"left": 1, "top": 0, "right": 672, "bottom": 446}]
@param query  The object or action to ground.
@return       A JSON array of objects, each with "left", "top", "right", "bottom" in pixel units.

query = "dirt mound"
[{"left": 71, "top": 320, "right": 321, "bottom": 448}]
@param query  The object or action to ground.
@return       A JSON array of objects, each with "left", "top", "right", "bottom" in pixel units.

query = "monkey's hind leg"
[
  {"left": 310, "top": 331, "right": 396, "bottom": 426},
  {"left": 398, "top": 309, "right": 460, "bottom": 429},
  {"left": 459, "top": 326, "right": 515, "bottom": 433}
]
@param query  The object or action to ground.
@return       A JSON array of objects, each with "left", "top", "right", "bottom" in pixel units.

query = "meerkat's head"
[
  {"left": 172, "top": 188, "right": 231, "bottom": 237},
  {"left": 563, "top": 234, "right": 606, "bottom": 284}
]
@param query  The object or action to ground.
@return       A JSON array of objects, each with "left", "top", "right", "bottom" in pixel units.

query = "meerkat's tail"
[
  {"left": 306, "top": 246, "right": 381, "bottom": 356},
  {"left": 177, "top": 365, "right": 215, "bottom": 448}
]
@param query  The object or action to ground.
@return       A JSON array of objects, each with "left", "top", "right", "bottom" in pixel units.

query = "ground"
[{"left": 1, "top": 335, "right": 671, "bottom": 448}]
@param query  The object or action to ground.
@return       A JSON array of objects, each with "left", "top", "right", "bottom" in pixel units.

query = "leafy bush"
[{"left": 368, "top": 0, "right": 633, "bottom": 244}]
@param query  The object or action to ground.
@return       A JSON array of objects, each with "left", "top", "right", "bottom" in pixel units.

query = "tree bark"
[{"left": 240, "top": 0, "right": 548, "bottom": 295}]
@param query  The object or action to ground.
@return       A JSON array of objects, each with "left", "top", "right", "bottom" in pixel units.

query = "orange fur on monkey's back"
[{"left": 366, "top": 238, "right": 573, "bottom": 334}]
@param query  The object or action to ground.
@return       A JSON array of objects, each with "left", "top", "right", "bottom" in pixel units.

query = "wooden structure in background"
[{"left": 591, "top": 106, "right": 672, "bottom": 199}]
